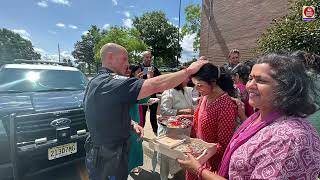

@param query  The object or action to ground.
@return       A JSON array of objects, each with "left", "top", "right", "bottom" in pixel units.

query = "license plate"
[{"left": 48, "top": 142, "right": 77, "bottom": 160}]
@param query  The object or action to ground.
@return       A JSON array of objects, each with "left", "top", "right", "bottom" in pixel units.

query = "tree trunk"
[
  {"left": 96, "top": 62, "right": 99, "bottom": 73},
  {"left": 88, "top": 63, "right": 92, "bottom": 75}
]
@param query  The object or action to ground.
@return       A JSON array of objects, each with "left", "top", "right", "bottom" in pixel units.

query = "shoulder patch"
[{"left": 113, "top": 75, "right": 128, "bottom": 80}]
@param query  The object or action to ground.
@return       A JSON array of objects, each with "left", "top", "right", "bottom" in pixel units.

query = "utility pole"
[
  {"left": 58, "top": 43, "right": 61, "bottom": 63},
  {"left": 177, "top": 0, "right": 182, "bottom": 68}
]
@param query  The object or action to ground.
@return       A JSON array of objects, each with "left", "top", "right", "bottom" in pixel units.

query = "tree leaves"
[
  {"left": 257, "top": 0, "right": 320, "bottom": 55},
  {"left": 0, "top": 28, "right": 41, "bottom": 64},
  {"left": 94, "top": 27, "right": 148, "bottom": 64},
  {"left": 182, "top": 4, "right": 201, "bottom": 52},
  {"left": 72, "top": 25, "right": 102, "bottom": 74},
  {"left": 133, "top": 11, "right": 182, "bottom": 67}
]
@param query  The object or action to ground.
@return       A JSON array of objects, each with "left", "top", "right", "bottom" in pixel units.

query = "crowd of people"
[{"left": 84, "top": 43, "right": 320, "bottom": 180}]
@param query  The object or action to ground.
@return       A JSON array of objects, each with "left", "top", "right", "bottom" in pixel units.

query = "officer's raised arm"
[
  {"left": 137, "top": 60, "right": 208, "bottom": 100},
  {"left": 84, "top": 42, "right": 207, "bottom": 180}
]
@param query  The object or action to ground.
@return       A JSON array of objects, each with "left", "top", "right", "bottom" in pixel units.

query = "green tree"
[
  {"left": 257, "top": 0, "right": 320, "bottom": 54},
  {"left": 0, "top": 28, "right": 40, "bottom": 64},
  {"left": 72, "top": 25, "right": 102, "bottom": 74},
  {"left": 182, "top": 57, "right": 197, "bottom": 67},
  {"left": 62, "top": 58, "right": 73, "bottom": 66},
  {"left": 133, "top": 11, "right": 182, "bottom": 67},
  {"left": 182, "top": 4, "right": 201, "bottom": 52},
  {"left": 94, "top": 27, "right": 148, "bottom": 64}
]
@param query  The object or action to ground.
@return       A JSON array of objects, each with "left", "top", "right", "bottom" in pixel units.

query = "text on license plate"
[{"left": 48, "top": 142, "right": 77, "bottom": 160}]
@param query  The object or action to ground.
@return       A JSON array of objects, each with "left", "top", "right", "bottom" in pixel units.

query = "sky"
[{"left": 0, "top": 0, "right": 201, "bottom": 62}]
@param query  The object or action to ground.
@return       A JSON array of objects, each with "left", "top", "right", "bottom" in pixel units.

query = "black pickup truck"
[{"left": 0, "top": 61, "right": 89, "bottom": 179}]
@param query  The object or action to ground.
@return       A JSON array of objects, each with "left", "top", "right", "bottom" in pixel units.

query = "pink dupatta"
[{"left": 218, "top": 111, "right": 282, "bottom": 177}]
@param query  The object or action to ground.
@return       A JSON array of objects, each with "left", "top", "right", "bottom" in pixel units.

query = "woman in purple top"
[
  {"left": 178, "top": 53, "right": 320, "bottom": 179},
  {"left": 231, "top": 63, "right": 254, "bottom": 117}
]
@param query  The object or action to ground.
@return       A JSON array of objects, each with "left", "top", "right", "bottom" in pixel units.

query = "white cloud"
[
  {"left": 173, "top": 17, "right": 179, "bottom": 21},
  {"left": 129, "top": 5, "right": 135, "bottom": 8},
  {"left": 82, "top": 31, "right": 89, "bottom": 35},
  {"left": 122, "top": 19, "right": 133, "bottom": 28},
  {"left": 56, "top": 23, "right": 65, "bottom": 28},
  {"left": 34, "top": 48, "right": 54, "bottom": 60},
  {"left": 61, "top": 51, "right": 75, "bottom": 60},
  {"left": 35, "top": 48, "right": 75, "bottom": 62},
  {"left": 181, "top": 33, "right": 198, "bottom": 62},
  {"left": 51, "top": 0, "right": 70, "bottom": 6},
  {"left": 124, "top": 11, "right": 130, "bottom": 18},
  {"left": 48, "top": 30, "right": 57, "bottom": 34},
  {"left": 37, "top": 1, "right": 48, "bottom": 7},
  {"left": 102, "top": 24, "right": 110, "bottom": 30},
  {"left": 34, "top": 47, "right": 46, "bottom": 54},
  {"left": 181, "top": 34, "right": 194, "bottom": 53},
  {"left": 12, "top": 29, "right": 32, "bottom": 41},
  {"left": 168, "top": 21, "right": 178, "bottom": 28},
  {"left": 68, "top": 25, "right": 78, "bottom": 29},
  {"left": 112, "top": 0, "right": 118, "bottom": 6}
]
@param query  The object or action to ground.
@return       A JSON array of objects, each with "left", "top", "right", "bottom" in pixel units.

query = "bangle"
[{"left": 196, "top": 165, "right": 206, "bottom": 179}]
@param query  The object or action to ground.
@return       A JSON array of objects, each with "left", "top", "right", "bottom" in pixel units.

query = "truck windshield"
[{"left": 0, "top": 68, "right": 88, "bottom": 93}]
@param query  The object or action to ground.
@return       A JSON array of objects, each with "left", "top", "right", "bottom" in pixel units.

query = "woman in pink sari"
[
  {"left": 231, "top": 63, "right": 254, "bottom": 117},
  {"left": 187, "top": 63, "right": 238, "bottom": 180},
  {"left": 178, "top": 53, "right": 320, "bottom": 179}
]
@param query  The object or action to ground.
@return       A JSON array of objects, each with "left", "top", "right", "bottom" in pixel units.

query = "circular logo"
[
  {"left": 50, "top": 118, "right": 71, "bottom": 128},
  {"left": 304, "top": 7, "right": 315, "bottom": 17}
]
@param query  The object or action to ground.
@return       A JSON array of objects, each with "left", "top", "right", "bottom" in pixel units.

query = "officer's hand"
[
  {"left": 186, "top": 60, "right": 209, "bottom": 75},
  {"left": 133, "top": 123, "right": 144, "bottom": 138}
]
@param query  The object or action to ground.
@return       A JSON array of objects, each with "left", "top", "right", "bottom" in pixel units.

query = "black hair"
[
  {"left": 191, "top": 63, "right": 237, "bottom": 97},
  {"left": 129, "top": 64, "right": 142, "bottom": 77},
  {"left": 291, "top": 51, "right": 320, "bottom": 74},
  {"left": 243, "top": 60, "right": 255, "bottom": 70},
  {"left": 255, "top": 53, "right": 317, "bottom": 117},
  {"left": 231, "top": 63, "right": 251, "bottom": 84}
]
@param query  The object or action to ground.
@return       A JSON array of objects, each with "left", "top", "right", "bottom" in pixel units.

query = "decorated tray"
[
  {"left": 158, "top": 116, "right": 193, "bottom": 129},
  {"left": 149, "top": 134, "right": 216, "bottom": 162},
  {"left": 172, "top": 140, "right": 207, "bottom": 158}
]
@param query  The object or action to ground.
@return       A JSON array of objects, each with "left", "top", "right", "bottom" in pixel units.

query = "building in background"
[{"left": 199, "top": 0, "right": 289, "bottom": 65}]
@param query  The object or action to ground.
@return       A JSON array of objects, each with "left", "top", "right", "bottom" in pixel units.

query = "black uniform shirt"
[{"left": 84, "top": 68, "right": 145, "bottom": 145}]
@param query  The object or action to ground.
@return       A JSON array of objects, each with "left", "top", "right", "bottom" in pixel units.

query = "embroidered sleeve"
[{"left": 250, "top": 125, "right": 320, "bottom": 179}]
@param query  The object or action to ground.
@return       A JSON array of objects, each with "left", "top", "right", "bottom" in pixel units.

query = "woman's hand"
[
  {"left": 137, "top": 71, "right": 144, "bottom": 79},
  {"left": 147, "top": 67, "right": 154, "bottom": 79},
  {"left": 177, "top": 153, "right": 201, "bottom": 174},
  {"left": 231, "top": 97, "right": 247, "bottom": 121},
  {"left": 177, "top": 108, "right": 194, "bottom": 115}
]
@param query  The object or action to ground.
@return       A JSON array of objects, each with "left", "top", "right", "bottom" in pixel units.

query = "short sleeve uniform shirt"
[{"left": 84, "top": 68, "right": 145, "bottom": 145}]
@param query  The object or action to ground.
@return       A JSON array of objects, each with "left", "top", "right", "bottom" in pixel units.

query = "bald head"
[
  {"left": 100, "top": 43, "right": 129, "bottom": 76},
  {"left": 100, "top": 43, "right": 127, "bottom": 61},
  {"left": 142, "top": 51, "right": 152, "bottom": 66}
]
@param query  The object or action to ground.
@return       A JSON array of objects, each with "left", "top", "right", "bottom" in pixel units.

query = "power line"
[{"left": 177, "top": 0, "right": 182, "bottom": 68}]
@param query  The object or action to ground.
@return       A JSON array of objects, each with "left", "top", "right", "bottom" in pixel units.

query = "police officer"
[{"left": 84, "top": 43, "right": 208, "bottom": 180}]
